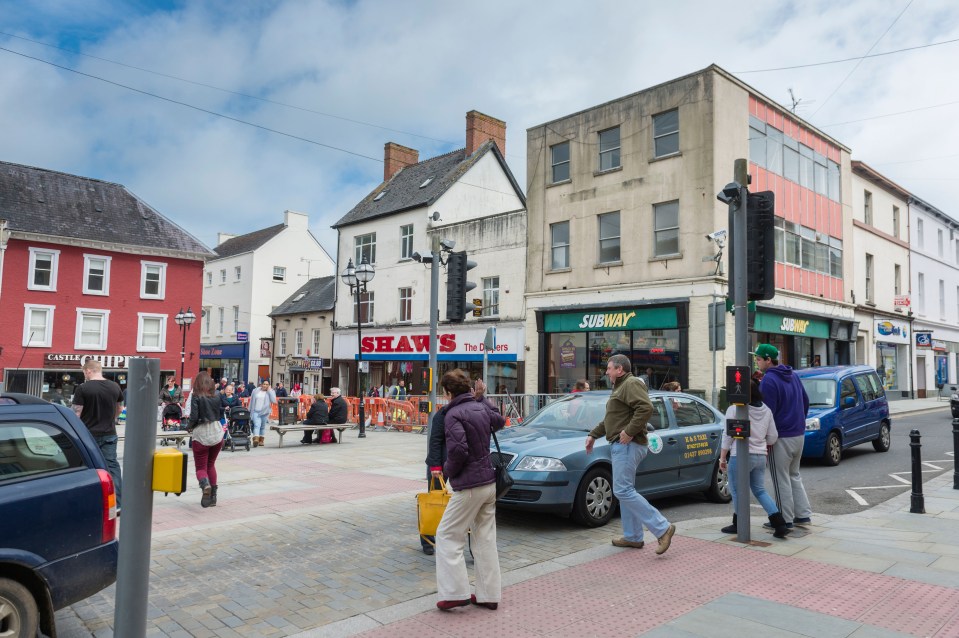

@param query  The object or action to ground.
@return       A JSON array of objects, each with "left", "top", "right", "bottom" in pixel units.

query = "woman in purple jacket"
[{"left": 434, "top": 370, "right": 506, "bottom": 612}]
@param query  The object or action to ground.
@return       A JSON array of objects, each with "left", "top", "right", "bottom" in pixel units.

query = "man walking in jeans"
[
  {"left": 585, "top": 354, "right": 676, "bottom": 554},
  {"left": 72, "top": 360, "right": 124, "bottom": 506}
]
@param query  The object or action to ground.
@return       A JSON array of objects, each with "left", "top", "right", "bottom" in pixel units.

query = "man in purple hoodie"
[{"left": 756, "top": 344, "right": 812, "bottom": 532}]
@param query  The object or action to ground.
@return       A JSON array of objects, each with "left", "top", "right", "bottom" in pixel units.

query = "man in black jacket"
[
  {"left": 300, "top": 394, "right": 330, "bottom": 444},
  {"left": 328, "top": 387, "right": 348, "bottom": 424}
]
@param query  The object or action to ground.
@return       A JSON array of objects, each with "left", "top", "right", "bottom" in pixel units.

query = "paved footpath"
[{"left": 55, "top": 401, "right": 959, "bottom": 637}]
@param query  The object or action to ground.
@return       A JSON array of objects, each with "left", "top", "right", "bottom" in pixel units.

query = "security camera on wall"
[{"left": 705, "top": 229, "right": 727, "bottom": 242}]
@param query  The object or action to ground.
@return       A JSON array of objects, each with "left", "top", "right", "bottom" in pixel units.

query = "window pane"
[
  {"left": 816, "top": 242, "right": 829, "bottom": 274},
  {"left": 654, "top": 228, "right": 679, "bottom": 256},
  {"left": 34, "top": 255, "right": 52, "bottom": 287},
  {"left": 29, "top": 310, "right": 48, "bottom": 342},
  {"left": 814, "top": 161, "right": 828, "bottom": 196},
  {"left": 801, "top": 237, "right": 815, "bottom": 270},
  {"left": 599, "top": 213, "right": 619, "bottom": 240},
  {"left": 142, "top": 318, "right": 161, "bottom": 347},
  {"left": 827, "top": 160, "right": 841, "bottom": 201},
  {"left": 786, "top": 232, "right": 801, "bottom": 265},
  {"left": 749, "top": 126, "right": 766, "bottom": 168},
  {"left": 145, "top": 267, "right": 160, "bottom": 295},
  {"left": 551, "top": 246, "right": 569, "bottom": 270},
  {"left": 599, "top": 128, "right": 620, "bottom": 171},
  {"left": 80, "top": 315, "right": 102, "bottom": 346},
  {"left": 765, "top": 128, "right": 783, "bottom": 175},
  {"left": 551, "top": 142, "right": 570, "bottom": 182},
  {"left": 783, "top": 146, "right": 799, "bottom": 183},
  {"left": 654, "top": 202, "right": 679, "bottom": 229},
  {"left": 599, "top": 239, "right": 620, "bottom": 263},
  {"left": 653, "top": 110, "right": 679, "bottom": 157},
  {"left": 551, "top": 221, "right": 569, "bottom": 244}
]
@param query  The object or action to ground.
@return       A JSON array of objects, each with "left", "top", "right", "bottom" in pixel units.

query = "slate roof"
[
  {"left": 0, "top": 161, "right": 212, "bottom": 257},
  {"left": 213, "top": 224, "right": 285, "bottom": 259},
  {"left": 269, "top": 276, "right": 336, "bottom": 317},
  {"left": 332, "top": 141, "right": 525, "bottom": 228}
]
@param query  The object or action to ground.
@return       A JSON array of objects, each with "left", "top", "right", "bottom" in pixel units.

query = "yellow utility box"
[{"left": 153, "top": 447, "right": 188, "bottom": 495}]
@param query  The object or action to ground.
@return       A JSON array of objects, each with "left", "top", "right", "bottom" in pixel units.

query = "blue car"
[
  {"left": 795, "top": 365, "right": 892, "bottom": 466},
  {"left": 0, "top": 393, "right": 119, "bottom": 638},
  {"left": 492, "top": 391, "right": 730, "bottom": 527}
]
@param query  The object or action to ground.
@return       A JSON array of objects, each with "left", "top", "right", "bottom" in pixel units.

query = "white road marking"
[
  {"left": 843, "top": 460, "right": 954, "bottom": 505},
  {"left": 922, "top": 462, "right": 944, "bottom": 470},
  {"left": 846, "top": 489, "right": 869, "bottom": 506}
]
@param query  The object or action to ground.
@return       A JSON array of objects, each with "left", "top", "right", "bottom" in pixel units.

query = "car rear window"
[{"left": 0, "top": 422, "right": 84, "bottom": 480}]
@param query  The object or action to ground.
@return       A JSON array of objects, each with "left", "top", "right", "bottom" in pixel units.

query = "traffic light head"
[
  {"left": 746, "top": 190, "right": 775, "bottom": 301},
  {"left": 446, "top": 251, "right": 477, "bottom": 322}
]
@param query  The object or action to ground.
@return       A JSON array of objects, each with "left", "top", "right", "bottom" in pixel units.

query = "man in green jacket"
[{"left": 585, "top": 354, "right": 676, "bottom": 554}]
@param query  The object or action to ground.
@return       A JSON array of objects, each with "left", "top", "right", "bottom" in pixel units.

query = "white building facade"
[
  {"left": 201, "top": 210, "right": 334, "bottom": 384},
  {"left": 850, "top": 162, "right": 914, "bottom": 399},
  {"left": 331, "top": 111, "right": 527, "bottom": 397},
  {"left": 909, "top": 196, "right": 959, "bottom": 396}
]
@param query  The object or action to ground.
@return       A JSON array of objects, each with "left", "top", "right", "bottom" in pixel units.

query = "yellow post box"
[{"left": 153, "top": 447, "right": 188, "bottom": 495}]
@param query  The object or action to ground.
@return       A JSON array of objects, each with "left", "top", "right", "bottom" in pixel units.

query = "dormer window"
[{"left": 419, "top": 178, "right": 433, "bottom": 188}]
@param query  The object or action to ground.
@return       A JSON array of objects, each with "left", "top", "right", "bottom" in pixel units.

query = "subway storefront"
[
  {"left": 537, "top": 303, "right": 688, "bottom": 393},
  {"left": 751, "top": 308, "right": 856, "bottom": 369}
]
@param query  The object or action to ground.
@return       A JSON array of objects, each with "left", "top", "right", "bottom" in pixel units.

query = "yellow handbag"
[{"left": 417, "top": 475, "right": 451, "bottom": 542}]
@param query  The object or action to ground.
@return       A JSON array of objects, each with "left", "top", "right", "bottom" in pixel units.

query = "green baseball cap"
[{"left": 754, "top": 344, "right": 779, "bottom": 360}]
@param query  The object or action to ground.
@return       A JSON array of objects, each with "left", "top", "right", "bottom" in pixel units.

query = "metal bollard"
[
  {"left": 953, "top": 418, "right": 959, "bottom": 490},
  {"left": 910, "top": 429, "right": 925, "bottom": 514}
]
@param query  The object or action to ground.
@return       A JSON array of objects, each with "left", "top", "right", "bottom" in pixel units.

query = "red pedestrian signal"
[{"left": 725, "top": 366, "right": 751, "bottom": 404}]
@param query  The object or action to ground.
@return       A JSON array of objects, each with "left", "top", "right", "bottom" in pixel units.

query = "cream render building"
[{"left": 525, "top": 65, "right": 856, "bottom": 402}]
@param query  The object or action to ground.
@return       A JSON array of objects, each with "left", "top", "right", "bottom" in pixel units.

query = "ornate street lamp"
[
  {"left": 341, "top": 256, "right": 375, "bottom": 438},
  {"left": 173, "top": 307, "right": 196, "bottom": 392}
]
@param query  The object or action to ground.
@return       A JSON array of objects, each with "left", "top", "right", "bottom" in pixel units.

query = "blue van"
[
  {"left": 0, "top": 393, "right": 119, "bottom": 637},
  {"left": 794, "top": 365, "right": 891, "bottom": 466}
]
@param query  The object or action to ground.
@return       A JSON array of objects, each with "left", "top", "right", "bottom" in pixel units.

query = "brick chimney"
[
  {"left": 466, "top": 110, "right": 506, "bottom": 157},
  {"left": 384, "top": 142, "right": 419, "bottom": 181}
]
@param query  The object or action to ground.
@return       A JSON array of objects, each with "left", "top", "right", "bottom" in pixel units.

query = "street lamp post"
[
  {"left": 174, "top": 308, "right": 196, "bottom": 390},
  {"left": 341, "top": 256, "right": 375, "bottom": 438}
]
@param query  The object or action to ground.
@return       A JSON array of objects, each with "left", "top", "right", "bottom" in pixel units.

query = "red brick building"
[{"left": 0, "top": 162, "right": 213, "bottom": 401}]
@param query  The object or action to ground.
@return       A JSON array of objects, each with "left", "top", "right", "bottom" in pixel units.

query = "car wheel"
[
  {"left": 0, "top": 577, "right": 39, "bottom": 638},
  {"left": 872, "top": 421, "right": 891, "bottom": 453},
  {"left": 704, "top": 459, "right": 732, "bottom": 503},
  {"left": 823, "top": 431, "right": 842, "bottom": 466},
  {"left": 571, "top": 466, "right": 616, "bottom": 527}
]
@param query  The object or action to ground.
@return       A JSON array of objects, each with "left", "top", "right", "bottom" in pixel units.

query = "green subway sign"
[
  {"left": 753, "top": 311, "right": 830, "bottom": 338},
  {"left": 544, "top": 307, "right": 678, "bottom": 332}
]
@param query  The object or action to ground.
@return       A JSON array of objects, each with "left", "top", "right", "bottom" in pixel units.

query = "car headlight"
[
  {"left": 952, "top": 393, "right": 958, "bottom": 401},
  {"left": 514, "top": 456, "right": 567, "bottom": 472},
  {"left": 805, "top": 417, "right": 820, "bottom": 431}
]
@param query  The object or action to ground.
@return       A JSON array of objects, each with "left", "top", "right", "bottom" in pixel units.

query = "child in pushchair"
[
  {"left": 224, "top": 406, "right": 252, "bottom": 452},
  {"left": 161, "top": 403, "right": 186, "bottom": 431}
]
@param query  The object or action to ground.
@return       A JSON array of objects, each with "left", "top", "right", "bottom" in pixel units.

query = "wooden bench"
[
  {"left": 118, "top": 430, "right": 190, "bottom": 448},
  {"left": 269, "top": 423, "right": 352, "bottom": 447}
]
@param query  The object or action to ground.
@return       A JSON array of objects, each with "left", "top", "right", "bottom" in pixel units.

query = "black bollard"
[
  {"left": 953, "top": 418, "right": 959, "bottom": 490},
  {"left": 910, "top": 429, "right": 925, "bottom": 514}
]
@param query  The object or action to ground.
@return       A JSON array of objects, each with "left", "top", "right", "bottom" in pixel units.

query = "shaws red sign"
[{"left": 361, "top": 334, "right": 455, "bottom": 353}]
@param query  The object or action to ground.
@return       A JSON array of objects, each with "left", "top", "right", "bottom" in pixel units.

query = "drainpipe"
[{"left": 0, "top": 219, "right": 8, "bottom": 303}]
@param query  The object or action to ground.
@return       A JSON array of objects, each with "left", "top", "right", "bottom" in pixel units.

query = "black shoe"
[
  {"left": 793, "top": 517, "right": 812, "bottom": 525},
  {"left": 768, "top": 512, "right": 791, "bottom": 539},
  {"left": 763, "top": 521, "right": 794, "bottom": 530},
  {"left": 300, "top": 439, "right": 312, "bottom": 445},
  {"left": 200, "top": 478, "right": 212, "bottom": 508},
  {"left": 210, "top": 485, "right": 218, "bottom": 507},
  {"left": 422, "top": 545, "right": 434, "bottom": 555},
  {"left": 720, "top": 514, "right": 737, "bottom": 534}
]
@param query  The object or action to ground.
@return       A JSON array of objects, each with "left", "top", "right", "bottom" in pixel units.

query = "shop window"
[
  {"left": 551, "top": 221, "right": 570, "bottom": 270},
  {"left": 82, "top": 255, "right": 111, "bottom": 295},
  {"left": 551, "top": 141, "right": 570, "bottom": 183},
  {"left": 653, "top": 109, "right": 679, "bottom": 157},
  {"left": 137, "top": 314, "right": 166, "bottom": 352},
  {"left": 140, "top": 261, "right": 166, "bottom": 299},
  {"left": 75, "top": 309, "right": 109, "bottom": 350},
  {"left": 482, "top": 277, "right": 499, "bottom": 317},
  {"left": 549, "top": 332, "right": 586, "bottom": 393},
  {"left": 598, "top": 127, "right": 621, "bottom": 171},
  {"left": 28, "top": 247, "right": 60, "bottom": 291},
  {"left": 23, "top": 305, "right": 54, "bottom": 347},
  {"left": 598, "top": 212, "right": 620, "bottom": 264}
]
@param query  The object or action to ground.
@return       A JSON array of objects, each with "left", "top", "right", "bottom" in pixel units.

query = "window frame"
[
  {"left": 204, "top": 306, "right": 211, "bottom": 335},
  {"left": 233, "top": 306, "right": 239, "bottom": 334},
  {"left": 597, "top": 212, "right": 621, "bottom": 264},
  {"left": 82, "top": 254, "right": 111, "bottom": 296},
  {"left": 865, "top": 253, "right": 874, "bottom": 304},
  {"left": 312, "top": 328, "right": 321, "bottom": 355},
  {"left": 652, "top": 109, "right": 679, "bottom": 158},
  {"left": 219, "top": 269, "right": 227, "bottom": 284},
  {"left": 918, "top": 272, "right": 926, "bottom": 313},
  {"left": 218, "top": 307, "right": 224, "bottom": 335},
  {"left": 863, "top": 190, "right": 873, "bottom": 225},
  {"left": 399, "top": 287, "right": 413, "bottom": 323},
  {"left": 940, "top": 279, "right": 946, "bottom": 320},
  {"left": 279, "top": 331, "right": 287, "bottom": 356},
  {"left": 892, "top": 206, "right": 900, "bottom": 238},
  {"left": 23, "top": 304, "right": 55, "bottom": 348},
  {"left": 482, "top": 277, "right": 500, "bottom": 318},
  {"left": 75, "top": 308, "right": 110, "bottom": 350},
  {"left": 400, "top": 225, "right": 414, "bottom": 260},
  {"left": 550, "top": 221, "right": 570, "bottom": 270},
  {"left": 136, "top": 313, "right": 167, "bottom": 352},
  {"left": 354, "top": 233, "right": 377, "bottom": 265},
  {"left": 353, "top": 291, "right": 374, "bottom": 326},
  {"left": 206, "top": 271, "right": 212, "bottom": 286},
  {"left": 938, "top": 229, "right": 944, "bottom": 258},
  {"left": 139, "top": 261, "right": 167, "bottom": 300},
  {"left": 894, "top": 264, "right": 901, "bottom": 296},
  {"left": 27, "top": 247, "right": 60, "bottom": 292},
  {"left": 294, "top": 329, "right": 303, "bottom": 356},
  {"left": 598, "top": 126, "right": 621, "bottom": 172},
  {"left": 653, "top": 200, "right": 680, "bottom": 258},
  {"left": 550, "top": 141, "right": 570, "bottom": 183}
]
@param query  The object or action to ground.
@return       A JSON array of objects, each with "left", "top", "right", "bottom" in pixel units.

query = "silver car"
[{"left": 493, "top": 391, "right": 730, "bottom": 527}]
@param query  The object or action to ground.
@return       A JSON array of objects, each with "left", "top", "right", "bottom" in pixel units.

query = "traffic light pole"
[
  {"left": 426, "top": 235, "right": 440, "bottom": 441},
  {"left": 731, "top": 158, "right": 751, "bottom": 543}
]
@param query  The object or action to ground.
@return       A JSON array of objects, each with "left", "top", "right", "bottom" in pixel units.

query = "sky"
[{"left": 1, "top": 0, "right": 958, "bottom": 258}]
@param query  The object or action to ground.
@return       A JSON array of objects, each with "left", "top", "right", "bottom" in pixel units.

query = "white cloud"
[{"left": 1, "top": 0, "right": 958, "bottom": 256}]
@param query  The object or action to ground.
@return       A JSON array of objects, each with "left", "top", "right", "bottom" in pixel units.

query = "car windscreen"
[
  {"left": 800, "top": 378, "right": 837, "bottom": 408},
  {"left": 519, "top": 394, "right": 607, "bottom": 431}
]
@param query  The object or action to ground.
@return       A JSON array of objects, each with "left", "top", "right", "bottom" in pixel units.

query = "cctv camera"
[
  {"left": 440, "top": 239, "right": 455, "bottom": 251},
  {"left": 705, "top": 229, "right": 727, "bottom": 241},
  {"left": 411, "top": 252, "right": 421, "bottom": 262},
  {"left": 716, "top": 182, "right": 742, "bottom": 205}
]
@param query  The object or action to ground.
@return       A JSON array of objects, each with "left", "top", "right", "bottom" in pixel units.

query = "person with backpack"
[{"left": 188, "top": 372, "right": 225, "bottom": 508}]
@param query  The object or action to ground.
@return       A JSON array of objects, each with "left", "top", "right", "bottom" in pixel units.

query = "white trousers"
[{"left": 435, "top": 482, "right": 501, "bottom": 603}]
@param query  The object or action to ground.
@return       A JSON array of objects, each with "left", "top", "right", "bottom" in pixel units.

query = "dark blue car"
[
  {"left": 795, "top": 366, "right": 891, "bottom": 466},
  {"left": 0, "top": 393, "right": 119, "bottom": 638}
]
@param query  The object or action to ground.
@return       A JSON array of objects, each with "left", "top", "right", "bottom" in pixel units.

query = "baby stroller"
[
  {"left": 224, "top": 406, "right": 252, "bottom": 452},
  {"left": 161, "top": 403, "right": 186, "bottom": 431}
]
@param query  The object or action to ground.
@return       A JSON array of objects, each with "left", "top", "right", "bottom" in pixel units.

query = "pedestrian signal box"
[
  {"left": 421, "top": 367, "right": 433, "bottom": 393},
  {"left": 472, "top": 298, "right": 483, "bottom": 317},
  {"left": 726, "top": 419, "right": 751, "bottom": 439},
  {"left": 725, "top": 366, "right": 751, "bottom": 404}
]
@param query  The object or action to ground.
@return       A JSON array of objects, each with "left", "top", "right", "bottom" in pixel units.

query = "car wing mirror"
[{"left": 842, "top": 396, "right": 855, "bottom": 408}]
